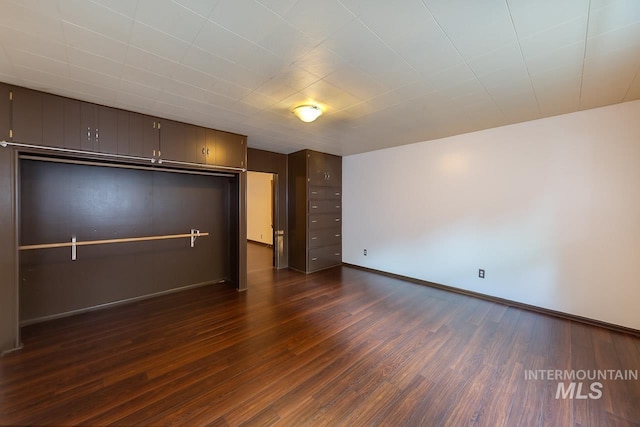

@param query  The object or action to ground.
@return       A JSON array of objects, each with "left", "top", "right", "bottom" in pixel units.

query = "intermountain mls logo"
[{"left": 524, "top": 369, "right": 639, "bottom": 399}]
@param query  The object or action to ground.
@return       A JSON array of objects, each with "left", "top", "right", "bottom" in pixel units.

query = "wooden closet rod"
[
  {"left": 20, "top": 232, "right": 210, "bottom": 250},
  {"left": 20, "top": 230, "right": 209, "bottom": 260}
]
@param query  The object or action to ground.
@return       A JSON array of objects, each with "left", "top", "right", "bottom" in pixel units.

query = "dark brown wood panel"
[
  {"left": 216, "top": 130, "right": 245, "bottom": 168},
  {"left": 308, "top": 244, "right": 341, "bottom": 271},
  {"left": 287, "top": 150, "right": 308, "bottom": 271},
  {"left": 0, "top": 148, "right": 17, "bottom": 352},
  {"left": 96, "top": 105, "right": 118, "bottom": 155},
  {"left": 307, "top": 150, "right": 341, "bottom": 187},
  {"left": 1, "top": 266, "right": 638, "bottom": 425},
  {"left": 183, "top": 123, "right": 201, "bottom": 164},
  {"left": 127, "top": 112, "right": 146, "bottom": 157},
  {"left": 19, "top": 159, "right": 232, "bottom": 322},
  {"left": 0, "top": 83, "right": 9, "bottom": 140},
  {"left": 116, "top": 110, "right": 130, "bottom": 156},
  {"left": 41, "top": 93, "right": 64, "bottom": 148},
  {"left": 63, "top": 98, "right": 81, "bottom": 150},
  {"left": 308, "top": 199, "right": 341, "bottom": 214},
  {"left": 205, "top": 128, "right": 216, "bottom": 165},
  {"left": 309, "top": 186, "right": 341, "bottom": 200},
  {"left": 308, "top": 228, "right": 341, "bottom": 249},
  {"left": 158, "top": 119, "right": 186, "bottom": 162},
  {"left": 11, "top": 86, "right": 42, "bottom": 145}
]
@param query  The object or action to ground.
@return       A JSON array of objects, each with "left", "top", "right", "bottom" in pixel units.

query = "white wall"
[
  {"left": 343, "top": 100, "right": 640, "bottom": 330},
  {"left": 247, "top": 171, "right": 273, "bottom": 245}
]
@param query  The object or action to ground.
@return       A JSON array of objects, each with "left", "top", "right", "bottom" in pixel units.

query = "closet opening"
[{"left": 18, "top": 153, "right": 243, "bottom": 326}]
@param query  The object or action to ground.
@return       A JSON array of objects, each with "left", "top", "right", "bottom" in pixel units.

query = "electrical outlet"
[
  {"left": 363, "top": 249, "right": 367, "bottom": 256},
  {"left": 479, "top": 269, "right": 485, "bottom": 278}
]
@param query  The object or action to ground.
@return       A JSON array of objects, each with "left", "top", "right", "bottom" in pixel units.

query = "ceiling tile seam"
[
  {"left": 203, "top": 17, "right": 280, "bottom": 62},
  {"left": 60, "top": 20, "right": 128, "bottom": 81},
  {"left": 168, "top": 1, "right": 216, "bottom": 71},
  {"left": 129, "top": 20, "right": 199, "bottom": 74},
  {"left": 504, "top": 0, "right": 542, "bottom": 117},
  {"left": 88, "top": 0, "right": 136, "bottom": 21},
  {"left": 334, "top": 0, "right": 425, "bottom": 82},
  {"left": 170, "top": 0, "right": 214, "bottom": 20},
  {"left": 4, "top": 45, "right": 71, "bottom": 72},
  {"left": 0, "top": 43, "right": 16, "bottom": 76},
  {"left": 577, "top": 0, "right": 592, "bottom": 110},
  {"left": 417, "top": 0, "right": 510, "bottom": 121}
]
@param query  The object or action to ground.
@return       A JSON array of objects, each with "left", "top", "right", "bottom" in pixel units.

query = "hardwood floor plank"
[{"left": 1, "top": 260, "right": 639, "bottom": 426}]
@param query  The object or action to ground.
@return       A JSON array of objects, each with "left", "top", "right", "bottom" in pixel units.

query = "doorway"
[{"left": 246, "top": 171, "right": 279, "bottom": 272}]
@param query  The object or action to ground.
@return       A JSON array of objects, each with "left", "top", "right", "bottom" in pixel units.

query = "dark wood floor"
[{"left": 1, "top": 260, "right": 639, "bottom": 426}]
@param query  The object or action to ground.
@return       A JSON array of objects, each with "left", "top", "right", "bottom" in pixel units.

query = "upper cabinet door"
[
  {"left": 159, "top": 119, "right": 186, "bottom": 162},
  {"left": 205, "top": 128, "right": 216, "bottom": 166},
  {"left": 0, "top": 83, "right": 9, "bottom": 141},
  {"left": 307, "top": 151, "right": 341, "bottom": 186},
  {"left": 95, "top": 105, "right": 118, "bottom": 155},
  {"left": 216, "top": 131, "right": 246, "bottom": 168},
  {"left": 42, "top": 93, "right": 64, "bottom": 148},
  {"left": 128, "top": 112, "right": 159, "bottom": 158},
  {"left": 183, "top": 124, "right": 201, "bottom": 164},
  {"left": 12, "top": 87, "right": 42, "bottom": 145}
]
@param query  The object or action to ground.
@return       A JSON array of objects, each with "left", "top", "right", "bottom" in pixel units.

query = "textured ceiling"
[{"left": 0, "top": 0, "right": 639, "bottom": 156}]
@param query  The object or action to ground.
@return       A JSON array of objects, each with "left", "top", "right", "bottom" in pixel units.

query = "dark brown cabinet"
[
  {"left": 11, "top": 87, "right": 42, "bottom": 145},
  {"left": 63, "top": 100, "right": 120, "bottom": 153},
  {"left": 288, "top": 149, "right": 342, "bottom": 273},
  {"left": 155, "top": 121, "right": 246, "bottom": 169},
  {"left": 216, "top": 130, "right": 246, "bottom": 168},
  {"left": 158, "top": 119, "right": 185, "bottom": 162},
  {"left": 42, "top": 93, "right": 64, "bottom": 148},
  {"left": 127, "top": 112, "right": 159, "bottom": 159},
  {"left": 5, "top": 83, "right": 246, "bottom": 168}
]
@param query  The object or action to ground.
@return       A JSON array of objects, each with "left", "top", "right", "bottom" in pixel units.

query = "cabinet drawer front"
[
  {"left": 309, "top": 186, "right": 341, "bottom": 200},
  {"left": 309, "top": 213, "right": 341, "bottom": 230},
  {"left": 308, "top": 245, "right": 342, "bottom": 271},
  {"left": 308, "top": 200, "right": 341, "bottom": 214},
  {"left": 308, "top": 228, "right": 342, "bottom": 248}
]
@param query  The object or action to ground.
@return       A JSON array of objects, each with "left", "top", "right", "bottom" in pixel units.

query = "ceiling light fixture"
[{"left": 292, "top": 105, "right": 323, "bottom": 123}]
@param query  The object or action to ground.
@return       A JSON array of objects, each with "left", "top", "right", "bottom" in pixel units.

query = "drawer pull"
[
  {"left": 311, "top": 205, "right": 318, "bottom": 209},
  {"left": 311, "top": 237, "right": 318, "bottom": 240},
  {"left": 311, "top": 220, "right": 317, "bottom": 223},
  {"left": 336, "top": 206, "right": 340, "bottom": 208},
  {"left": 311, "top": 257, "right": 318, "bottom": 261},
  {"left": 335, "top": 234, "right": 340, "bottom": 237},
  {"left": 334, "top": 253, "right": 340, "bottom": 256},
  {"left": 334, "top": 219, "right": 340, "bottom": 222}
]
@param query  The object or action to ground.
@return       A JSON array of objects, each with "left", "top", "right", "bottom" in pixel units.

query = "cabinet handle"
[
  {"left": 311, "top": 205, "right": 318, "bottom": 209},
  {"left": 207, "top": 148, "right": 210, "bottom": 156},
  {"left": 158, "top": 150, "right": 161, "bottom": 157},
  {"left": 311, "top": 257, "right": 318, "bottom": 261},
  {"left": 153, "top": 149, "right": 156, "bottom": 157},
  {"left": 95, "top": 128, "right": 99, "bottom": 143},
  {"left": 202, "top": 147, "right": 205, "bottom": 155},
  {"left": 311, "top": 191, "right": 318, "bottom": 195},
  {"left": 334, "top": 219, "right": 340, "bottom": 222},
  {"left": 311, "top": 237, "right": 318, "bottom": 240},
  {"left": 335, "top": 234, "right": 340, "bottom": 237},
  {"left": 311, "top": 220, "right": 317, "bottom": 223},
  {"left": 87, "top": 127, "right": 91, "bottom": 141},
  {"left": 334, "top": 253, "right": 340, "bottom": 256},
  {"left": 336, "top": 206, "right": 340, "bottom": 209}
]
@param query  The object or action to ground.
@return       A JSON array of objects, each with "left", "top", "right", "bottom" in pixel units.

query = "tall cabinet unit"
[{"left": 288, "top": 149, "right": 342, "bottom": 273}]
